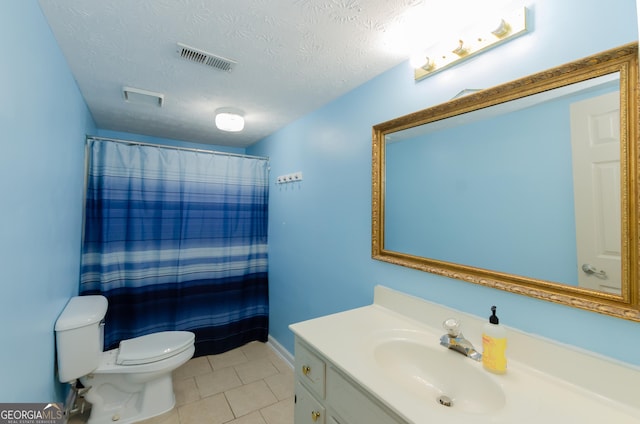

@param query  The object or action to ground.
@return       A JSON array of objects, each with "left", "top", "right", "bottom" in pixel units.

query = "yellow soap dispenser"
[{"left": 482, "top": 306, "right": 507, "bottom": 374}]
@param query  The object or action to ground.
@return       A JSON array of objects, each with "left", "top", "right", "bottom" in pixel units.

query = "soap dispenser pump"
[{"left": 482, "top": 306, "right": 507, "bottom": 374}]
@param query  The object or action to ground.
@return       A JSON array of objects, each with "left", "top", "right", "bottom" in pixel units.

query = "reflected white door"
[{"left": 570, "top": 91, "right": 621, "bottom": 294}]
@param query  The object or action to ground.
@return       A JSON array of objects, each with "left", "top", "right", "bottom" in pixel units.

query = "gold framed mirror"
[{"left": 372, "top": 42, "right": 639, "bottom": 321}]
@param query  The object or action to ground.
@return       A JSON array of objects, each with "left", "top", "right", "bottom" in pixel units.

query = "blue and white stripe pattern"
[{"left": 80, "top": 139, "right": 269, "bottom": 355}]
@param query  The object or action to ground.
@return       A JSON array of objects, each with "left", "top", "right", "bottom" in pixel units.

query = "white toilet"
[{"left": 55, "top": 295, "right": 195, "bottom": 424}]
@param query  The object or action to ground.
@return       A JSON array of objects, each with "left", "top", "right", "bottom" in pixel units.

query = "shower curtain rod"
[{"left": 86, "top": 135, "right": 269, "bottom": 161}]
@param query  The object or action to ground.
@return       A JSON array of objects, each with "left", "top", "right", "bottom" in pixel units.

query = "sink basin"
[{"left": 373, "top": 337, "right": 506, "bottom": 414}]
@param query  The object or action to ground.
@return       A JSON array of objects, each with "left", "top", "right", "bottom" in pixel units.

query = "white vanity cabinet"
[
  {"left": 295, "top": 381, "right": 325, "bottom": 424},
  {"left": 294, "top": 338, "right": 405, "bottom": 424},
  {"left": 290, "top": 287, "right": 640, "bottom": 423}
]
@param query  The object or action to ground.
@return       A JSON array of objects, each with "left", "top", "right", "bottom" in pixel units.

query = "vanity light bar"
[{"left": 414, "top": 7, "right": 529, "bottom": 81}]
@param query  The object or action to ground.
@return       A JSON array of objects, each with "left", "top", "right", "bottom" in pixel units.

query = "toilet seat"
[{"left": 117, "top": 331, "right": 195, "bottom": 365}]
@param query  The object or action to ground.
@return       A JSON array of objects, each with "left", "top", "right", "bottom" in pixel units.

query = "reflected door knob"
[{"left": 581, "top": 264, "right": 607, "bottom": 278}]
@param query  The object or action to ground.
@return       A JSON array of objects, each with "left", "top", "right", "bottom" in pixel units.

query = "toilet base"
[
  {"left": 80, "top": 343, "right": 195, "bottom": 424},
  {"left": 83, "top": 373, "right": 176, "bottom": 424}
]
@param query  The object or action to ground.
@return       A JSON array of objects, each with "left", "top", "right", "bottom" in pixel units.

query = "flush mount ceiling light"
[
  {"left": 412, "top": 6, "right": 529, "bottom": 81},
  {"left": 215, "top": 108, "right": 245, "bottom": 132}
]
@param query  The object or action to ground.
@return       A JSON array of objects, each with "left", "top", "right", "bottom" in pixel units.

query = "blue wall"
[
  {"left": 248, "top": 0, "right": 640, "bottom": 365},
  {"left": 0, "top": 1, "right": 96, "bottom": 402}
]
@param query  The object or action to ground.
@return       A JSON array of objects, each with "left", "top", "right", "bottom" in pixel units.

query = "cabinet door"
[
  {"left": 295, "top": 340, "right": 326, "bottom": 398},
  {"left": 327, "top": 413, "right": 354, "bottom": 424},
  {"left": 295, "top": 381, "right": 326, "bottom": 424},
  {"left": 326, "top": 367, "right": 402, "bottom": 424}
]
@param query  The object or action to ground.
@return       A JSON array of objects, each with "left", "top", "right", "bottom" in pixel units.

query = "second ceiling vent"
[{"left": 177, "top": 42, "right": 237, "bottom": 72}]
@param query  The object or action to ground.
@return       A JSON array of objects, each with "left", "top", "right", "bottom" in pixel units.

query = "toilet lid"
[{"left": 116, "top": 331, "right": 195, "bottom": 365}]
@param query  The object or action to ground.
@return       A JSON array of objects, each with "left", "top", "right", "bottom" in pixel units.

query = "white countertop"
[{"left": 289, "top": 286, "right": 640, "bottom": 423}]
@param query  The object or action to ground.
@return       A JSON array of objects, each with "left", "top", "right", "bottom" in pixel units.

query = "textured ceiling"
[{"left": 38, "top": 0, "right": 431, "bottom": 147}]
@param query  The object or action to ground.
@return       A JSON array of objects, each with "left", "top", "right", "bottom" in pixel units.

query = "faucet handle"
[{"left": 442, "top": 318, "right": 461, "bottom": 337}]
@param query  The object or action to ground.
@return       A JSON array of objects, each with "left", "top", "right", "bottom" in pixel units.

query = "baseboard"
[{"left": 267, "top": 335, "right": 294, "bottom": 369}]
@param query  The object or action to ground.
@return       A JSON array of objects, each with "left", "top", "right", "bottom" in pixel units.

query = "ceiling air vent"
[
  {"left": 123, "top": 86, "right": 164, "bottom": 107},
  {"left": 177, "top": 42, "right": 237, "bottom": 72}
]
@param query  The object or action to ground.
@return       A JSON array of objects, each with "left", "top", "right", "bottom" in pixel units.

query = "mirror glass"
[
  {"left": 372, "top": 43, "right": 639, "bottom": 321},
  {"left": 385, "top": 73, "right": 621, "bottom": 294}
]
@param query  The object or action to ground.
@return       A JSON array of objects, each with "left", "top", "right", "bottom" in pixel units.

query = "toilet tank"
[{"left": 55, "top": 295, "right": 108, "bottom": 382}]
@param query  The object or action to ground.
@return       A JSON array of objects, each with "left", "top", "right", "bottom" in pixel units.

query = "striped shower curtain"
[{"left": 80, "top": 139, "right": 269, "bottom": 356}]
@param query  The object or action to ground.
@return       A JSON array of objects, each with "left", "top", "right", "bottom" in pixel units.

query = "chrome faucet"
[{"left": 440, "top": 318, "right": 482, "bottom": 361}]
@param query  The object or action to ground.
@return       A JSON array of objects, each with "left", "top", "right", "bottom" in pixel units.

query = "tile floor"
[{"left": 69, "top": 341, "right": 294, "bottom": 424}]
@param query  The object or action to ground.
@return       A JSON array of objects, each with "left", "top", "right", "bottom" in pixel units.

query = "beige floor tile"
[
  {"left": 224, "top": 380, "right": 278, "bottom": 418},
  {"left": 264, "top": 371, "right": 294, "bottom": 401},
  {"left": 260, "top": 398, "right": 294, "bottom": 424},
  {"left": 195, "top": 367, "right": 243, "bottom": 398},
  {"left": 173, "top": 356, "right": 212, "bottom": 380},
  {"left": 138, "top": 408, "right": 180, "bottom": 424},
  {"left": 234, "top": 358, "right": 279, "bottom": 385},
  {"left": 69, "top": 343, "right": 294, "bottom": 424},
  {"left": 268, "top": 352, "right": 293, "bottom": 374},
  {"left": 177, "top": 393, "right": 234, "bottom": 424},
  {"left": 240, "top": 341, "right": 273, "bottom": 361},
  {"left": 226, "top": 411, "right": 267, "bottom": 424},
  {"left": 208, "top": 347, "right": 249, "bottom": 371},
  {"left": 173, "top": 377, "right": 200, "bottom": 406}
]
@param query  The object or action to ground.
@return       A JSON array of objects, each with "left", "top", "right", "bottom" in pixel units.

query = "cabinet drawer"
[
  {"left": 295, "top": 340, "right": 326, "bottom": 398},
  {"left": 295, "top": 381, "right": 326, "bottom": 424},
  {"left": 326, "top": 367, "right": 400, "bottom": 424}
]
